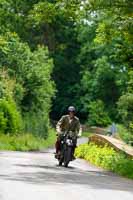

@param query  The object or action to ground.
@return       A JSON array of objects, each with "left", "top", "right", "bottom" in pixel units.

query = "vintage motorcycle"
[{"left": 57, "top": 132, "right": 76, "bottom": 167}]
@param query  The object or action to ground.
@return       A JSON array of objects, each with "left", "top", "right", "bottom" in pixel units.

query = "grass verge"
[
  {"left": 75, "top": 143, "right": 133, "bottom": 179},
  {"left": 82, "top": 131, "right": 93, "bottom": 137},
  {"left": 0, "top": 129, "right": 56, "bottom": 151}
]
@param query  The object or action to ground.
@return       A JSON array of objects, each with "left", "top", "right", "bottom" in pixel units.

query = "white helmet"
[{"left": 68, "top": 106, "right": 76, "bottom": 112}]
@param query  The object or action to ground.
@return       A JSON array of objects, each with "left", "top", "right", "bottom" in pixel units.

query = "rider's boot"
[{"left": 55, "top": 151, "right": 61, "bottom": 159}]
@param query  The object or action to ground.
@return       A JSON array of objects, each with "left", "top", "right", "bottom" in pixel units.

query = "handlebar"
[{"left": 57, "top": 131, "right": 79, "bottom": 139}]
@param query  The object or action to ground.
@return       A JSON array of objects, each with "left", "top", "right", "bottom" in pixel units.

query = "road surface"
[{"left": 0, "top": 138, "right": 133, "bottom": 200}]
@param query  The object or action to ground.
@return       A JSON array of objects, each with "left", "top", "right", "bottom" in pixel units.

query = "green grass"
[
  {"left": 75, "top": 143, "right": 133, "bottom": 179},
  {"left": 0, "top": 129, "right": 56, "bottom": 151},
  {"left": 82, "top": 131, "right": 92, "bottom": 137}
]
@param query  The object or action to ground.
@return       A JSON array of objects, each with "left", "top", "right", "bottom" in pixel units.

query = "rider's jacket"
[{"left": 56, "top": 115, "right": 82, "bottom": 138}]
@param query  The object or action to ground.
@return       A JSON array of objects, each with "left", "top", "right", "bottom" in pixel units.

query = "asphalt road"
[{"left": 0, "top": 138, "right": 133, "bottom": 200}]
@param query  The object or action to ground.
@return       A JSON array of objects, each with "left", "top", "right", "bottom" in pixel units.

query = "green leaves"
[
  {"left": 87, "top": 100, "right": 111, "bottom": 127},
  {"left": 0, "top": 0, "right": 132, "bottom": 136},
  {"left": 118, "top": 93, "right": 133, "bottom": 130},
  {"left": 75, "top": 143, "right": 133, "bottom": 179},
  {"left": 29, "top": 1, "right": 57, "bottom": 25},
  {"left": 73, "top": 0, "right": 132, "bottom": 123},
  {"left": 0, "top": 32, "right": 55, "bottom": 136},
  {"left": 0, "top": 98, "right": 22, "bottom": 134},
  {"left": 117, "top": 70, "right": 133, "bottom": 133}
]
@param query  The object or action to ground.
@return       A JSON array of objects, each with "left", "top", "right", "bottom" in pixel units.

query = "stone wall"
[{"left": 89, "top": 134, "right": 133, "bottom": 159}]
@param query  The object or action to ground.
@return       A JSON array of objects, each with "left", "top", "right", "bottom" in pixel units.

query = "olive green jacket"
[{"left": 56, "top": 115, "right": 82, "bottom": 137}]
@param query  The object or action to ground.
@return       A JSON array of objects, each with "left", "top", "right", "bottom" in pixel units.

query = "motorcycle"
[{"left": 57, "top": 133, "right": 76, "bottom": 167}]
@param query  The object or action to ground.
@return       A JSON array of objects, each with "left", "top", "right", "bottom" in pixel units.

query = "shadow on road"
[
  {"left": 0, "top": 163, "right": 133, "bottom": 193},
  {"left": 15, "top": 164, "right": 76, "bottom": 171}
]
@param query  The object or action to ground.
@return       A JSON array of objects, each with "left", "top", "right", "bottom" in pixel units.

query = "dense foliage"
[
  {"left": 75, "top": 143, "right": 133, "bottom": 179},
  {"left": 118, "top": 70, "right": 133, "bottom": 135},
  {"left": 0, "top": 98, "right": 22, "bottom": 134},
  {"left": 117, "top": 125, "right": 133, "bottom": 145},
  {"left": 0, "top": 0, "right": 132, "bottom": 138},
  {"left": 87, "top": 100, "right": 111, "bottom": 126},
  {"left": 0, "top": 32, "right": 55, "bottom": 136}
]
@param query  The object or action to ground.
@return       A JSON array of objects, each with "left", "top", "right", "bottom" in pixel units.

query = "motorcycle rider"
[{"left": 55, "top": 106, "right": 82, "bottom": 159}]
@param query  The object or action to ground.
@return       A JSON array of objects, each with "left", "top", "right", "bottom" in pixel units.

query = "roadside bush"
[
  {"left": 118, "top": 93, "right": 133, "bottom": 145},
  {"left": 117, "top": 124, "right": 133, "bottom": 145},
  {"left": 0, "top": 98, "right": 22, "bottom": 134},
  {"left": 87, "top": 100, "right": 111, "bottom": 127},
  {"left": 0, "top": 129, "right": 56, "bottom": 151},
  {"left": 23, "top": 111, "right": 49, "bottom": 138},
  {"left": 75, "top": 143, "right": 133, "bottom": 179},
  {"left": 118, "top": 93, "right": 133, "bottom": 131}
]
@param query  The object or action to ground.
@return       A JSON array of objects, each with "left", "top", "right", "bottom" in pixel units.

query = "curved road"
[{"left": 0, "top": 138, "right": 133, "bottom": 200}]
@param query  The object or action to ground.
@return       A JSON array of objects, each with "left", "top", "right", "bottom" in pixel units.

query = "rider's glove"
[{"left": 78, "top": 127, "right": 82, "bottom": 137}]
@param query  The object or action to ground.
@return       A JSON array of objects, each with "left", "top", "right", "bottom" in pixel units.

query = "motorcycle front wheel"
[
  {"left": 58, "top": 153, "right": 64, "bottom": 166},
  {"left": 59, "top": 159, "right": 63, "bottom": 166},
  {"left": 64, "top": 147, "right": 72, "bottom": 167}
]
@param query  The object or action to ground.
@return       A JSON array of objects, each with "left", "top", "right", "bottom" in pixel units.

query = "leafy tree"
[
  {"left": 0, "top": 0, "right": 132, "bottom": 132},
  {"left": 22, "top": 0, "right": 82, "bottom": 118},
  {"left": 75, "top": 19, "right": 128, "bottom": 120},
  {"left": 74, "top": 1, "right": 131, "bottom": 122},
  {"left": 0, "top": 33, "right": 55, "bottom": 136},
  {"left": 87, "top": 100, "right": 111, "bottom": 127}
]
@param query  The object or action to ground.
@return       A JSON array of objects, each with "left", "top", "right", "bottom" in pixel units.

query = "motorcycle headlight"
[{"left": 66, "top": 139, "right": 72, "bottom": 145}]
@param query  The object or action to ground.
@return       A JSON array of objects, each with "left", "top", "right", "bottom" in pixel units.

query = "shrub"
[
  {"left": 87, "top": 100, "right": 111, "bottom": 127},
  {"left": 117, "top": 124, "right": 133, "bottom": 145},
  {"left": 23, "top": 111, "right": 49, "bottom": 139},
  {"left": 118, "top": 93, "right": 133, "bottom": 130},
  {"left": 0, "top": 98, "right": 22, "bottom": 134},
  {"left": 118, "top": 93, "right": 133, "bottom": 143},
  {"left": 75, "top": 143, "right": 133, "bottom": 179}
]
